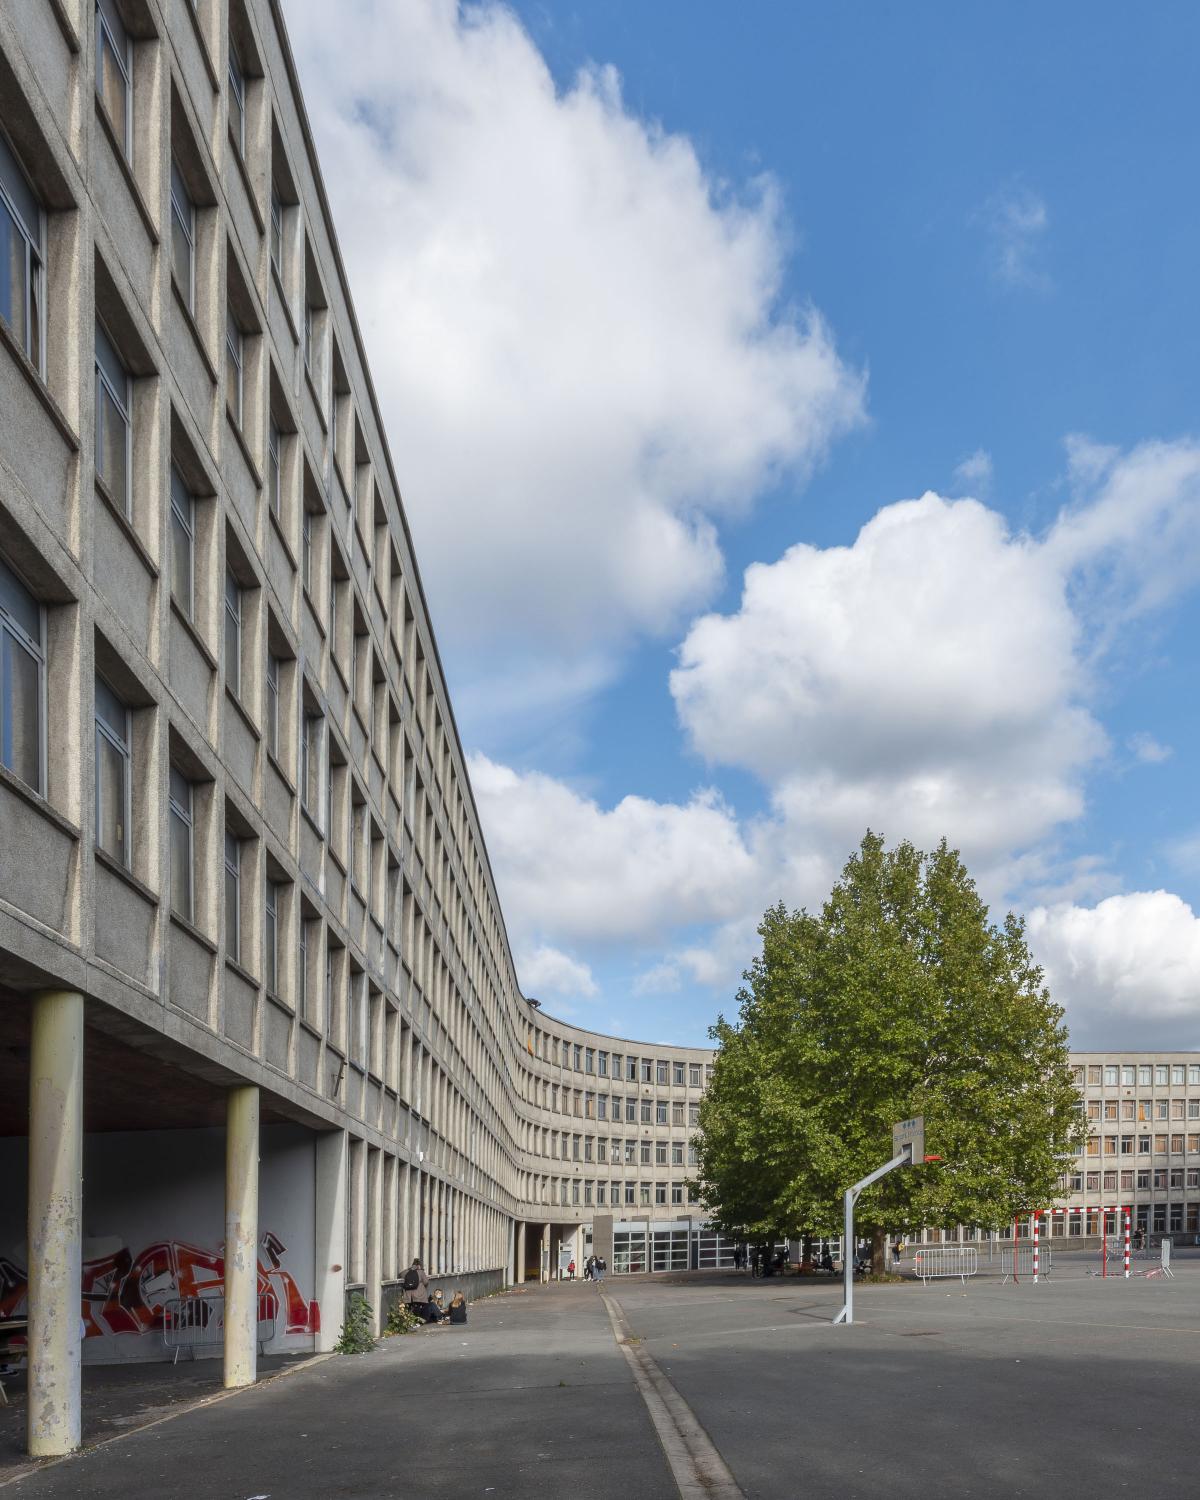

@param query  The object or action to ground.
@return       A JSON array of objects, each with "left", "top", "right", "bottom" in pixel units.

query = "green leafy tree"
[{"left": 695, "top": 833, "right": 1088, "bottom": 1272}]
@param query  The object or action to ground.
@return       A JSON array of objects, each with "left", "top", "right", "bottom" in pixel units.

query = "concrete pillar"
[
  {"left": 224, "top": 1084, "right": 260, "bottom": 1389},
  {"left": 27, "top": 988, "right": 84, "bottom": 1457},
  {"left": 517, "top": 1220, "right": 527, "bottom": 1283},
  {"left": 541, "top": 1222, "right": 550, "bottom": 1284},
  {"left": 366, "top": 1146, "right": 383, "bottom": 1335},
  {"left": 314, "top": 1130, "right": 347, "bottom": 1354}
]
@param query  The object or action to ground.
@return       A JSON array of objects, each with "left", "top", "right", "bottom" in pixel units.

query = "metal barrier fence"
[
  {"left": 913, "top": 1246, "right": 978, "bottom": 1283},
  {"left": 1000, "top": 1246, "right": 1052, "bottom": 1283},
  {"left": 162, "top": 1292, "right": 279, "bottom": 1363}
]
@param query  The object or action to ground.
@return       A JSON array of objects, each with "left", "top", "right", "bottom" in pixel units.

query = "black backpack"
[{"left": 402, "top": 1266, "right": 421, "bottom": 1292}]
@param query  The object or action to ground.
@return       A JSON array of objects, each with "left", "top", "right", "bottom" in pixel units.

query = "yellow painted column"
[
  {"left": 223, "top": 1085, "right": 260, "bottom": 1388},
  {"left": 27, "top": 989, "right": 84, "bottom": 1457}
]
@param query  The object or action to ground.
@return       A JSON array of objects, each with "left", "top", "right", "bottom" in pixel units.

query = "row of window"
[
  {"left": 1071, "top": 1168, "right": 1200, "bottom": 1191},
  {"left": 1075, "top": 1063, "right": 1200, "bottom": 1087},
  {"left": 530, "top": 1042, "right": 711, "bottom": 1088},
  {"left": 533, "top": 1137, "right": 699, "bottom": 1167},
  {"left": 1083, "top": 1134, "right": 1200, "bottom": 1157},
  {"left": 537, "top": 1180, "right": 696, "bottom": 1209},
  {"left": 1086, "top": 1098, "right": 1200, "bottom": 1121},
  {"left": 529, "top": 1093, "right": 701, "bottom": 1127}
]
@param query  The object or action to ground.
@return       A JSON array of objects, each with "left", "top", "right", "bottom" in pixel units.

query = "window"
[
  {"left": 1087, "top": 1065, "right": 1102, "bottom": 1085},
  {"left": 227, "top": 37, "right": 246, "bottom": 158},
  {"left": 170, "top": 465, "right": 194, "bottom": 619},
  {"left": 1155, "top": 1099, "right": 1169, "bottom": 1120},
  {"left": 0, "top": 130, "right": 45, "bottom": 372},
  {"left": 689, "top": 1063, "right": 701, "bottom": 1088},
  {"left": 672, "top": 1102, "right": 684, "bottom": 1126},
  {"left": 656, "top": 1101, "right": 668, "bottom": 1125},
  {"left": 1138, "top": 1135, "right": 1151, "bottom": 1155},
  {"left": 573, "top": 1044, "right": 582, "bottom": 1070},
  {"left": 1190, "top": 1066, "right": 1200, "bottom": 1086},
  {"left": 671, "top": 1141, "right": 684, "bottom": 1166},
  {"left": 1121, "top": 1066, "right": 1135, "bottom": 1086},
  {"left": 95, "top": 321, "right": 131, "bottom": 515},
  {"left": 303, "top": 299, "right": 314, "bottom": 373},
  {"left": 1086, "top": 1100, "right": 1100, "bottom": 1120},
  {"left": 0, "top": 555, "right": 45, "bottom": 793},
  {"left": 1120, "top": 1135, "right": 1133, "bottom": 1155},
  {"left": 266, "top": 653, "right": 280, "bottom": 759},
  {"left": 94, "top": 677, "right": 130, "bottom": 865},
  {"left": 224, "top": 569, "right": 241, "bottom": 696},
  {"left": 299, "top": 918, "right": 311, "bottom": 1018},
  {"left": 301, "top": 710, "right": 323, "bottom": 818},
  {"left": 656, "top": 1060, "right": 668, "bottom": 1085},
  {"left": 1155, "top": 1065, "right": 1168, "bottom": 1085},
  {"left": 268, "top": 419, "right": 281, "bottom": 517},
  {"left": 170, "top": 160, "right": 195, "bottom": 309},
  {"left": 673, "top": 1062, "right": 685, "bottom": 1087},
  {"left": 1138, "top": 1066, "right": 1152, "bottom": 1086},
  {"left": 671, "top": 1183, "right": 684, "bottom": 1206},
  {"left": 585, "top": 1048, "right": 594, "bottom": 1074},
  {"left": 598, "top": 1051, "right": 608, "bottom": 1078},
  {"left": 269, "top": 184, "right": 283, "bottom": 281},
  {"left": 654, "top": 1141, "right": 666, "bottom": 1166},
  {"left": 169, "top": 767, "right": 194, "bottom": 921},
  {"left": 224, "top": 830, "right": 240, "bottom": 962},
  {"left": 689, "top": 1102, "right": 699, "bottom": 1126},
  {"left": 655, "top": 1184, "right": 667, "bottom": 1206},
  {"left": 265, "top": 878, "right": 279, "bottom": 993},
  {"left": 1103, "top": 1065, "right": 1118, "bottom": 1086},
  {"left": 301, "top": 508, "right": 312, "bottom": 593},
  {"left": 96, "top": 0, "right": 132, "bottom": 158},
  {"left": 1103, "top": 1101, "right": 1118, "bottom": 1121},
  {"left": 225, "top": 306, "right": 243, "bottom": 425},
  {"left": 1172, "top": 1065, "right": 1186, "bottom": 1086}
]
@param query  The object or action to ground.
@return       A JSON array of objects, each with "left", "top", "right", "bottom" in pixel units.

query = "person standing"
[
  {"left": 594, "top": 1256, "right": 606, "bottom": 1285},
  {"left": 567, "top": 1258, "right": 576, "bottom": 1281}
]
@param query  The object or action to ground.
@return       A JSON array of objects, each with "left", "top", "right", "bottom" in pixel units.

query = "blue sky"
[{"left": 290, "top": 1, "right": 1200, "bottom": 1050}]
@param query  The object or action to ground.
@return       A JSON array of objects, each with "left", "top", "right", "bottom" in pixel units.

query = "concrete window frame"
[
  {"left": 93, "top": 674, "right": 131, "bottom": 868},
  {"left": 0, "top": 552, "right": 47, "bottom": 796},
  {"left": 0, "top": 127, "right": 46, "bottom": 376}
]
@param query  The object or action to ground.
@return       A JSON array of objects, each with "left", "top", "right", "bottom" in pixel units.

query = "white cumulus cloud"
[
  {"left": 1027, "top": 893, "right": 1200, "bottom": 1049},
  {"left": 516, "top": 944, "right": 597, "bottom": 1001},
  {"left": 286, "top": 0, "right": 864, "bottom": 733},
  {"left": 468, "top": 754, "right": 764, "bottom": 949},
  {"left": 672, "top": 493, "right": 1104, "bottom": 866}
]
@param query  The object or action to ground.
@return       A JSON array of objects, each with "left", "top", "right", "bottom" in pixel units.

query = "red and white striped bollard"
[
  {"left": 1032, "top": 1211, "right": 1040, "bottom": 1283},
  {"left": 1124, "top": 1208, "right": 1130, "bottom": 1279}
]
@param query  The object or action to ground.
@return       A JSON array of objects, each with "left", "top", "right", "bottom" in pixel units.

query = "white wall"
[{"left": 0, "top": 1124, "right": 319, "bottom": 1363}]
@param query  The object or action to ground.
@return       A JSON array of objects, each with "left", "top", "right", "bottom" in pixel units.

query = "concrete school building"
[
  {"left": 0, "top": 0, "right": 725, "bottom": 1456},
  {"left": 3, "top": 0, "right": 1200, "bottom": 1464}
]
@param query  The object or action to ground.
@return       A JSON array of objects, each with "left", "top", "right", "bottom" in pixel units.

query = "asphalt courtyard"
[{"left": 5, "top": 1262, "right": 1200, "bottom": 1498}]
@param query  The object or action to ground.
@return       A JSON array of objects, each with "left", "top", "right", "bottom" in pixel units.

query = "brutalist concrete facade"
[{"left": 0, "top": 0, "right": 722, "bottom": 1453}]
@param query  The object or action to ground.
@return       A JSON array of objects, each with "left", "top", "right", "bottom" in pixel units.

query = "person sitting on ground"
[
  {"left": 819, "top": 1250, "right": 835, "bottom": 1274},
  {"left": 448, "top": 1291, "right": 467, "bottom": 1325}
]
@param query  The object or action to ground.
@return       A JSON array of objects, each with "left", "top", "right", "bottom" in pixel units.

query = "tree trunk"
[
  {"left": 800, "top": 1233, "right": 814, "bottom": 1272},
  {"left": 871, "top": 1226, "right": 887, "bottom": 1277}
]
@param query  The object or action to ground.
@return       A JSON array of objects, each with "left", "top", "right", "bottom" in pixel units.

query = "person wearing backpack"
[{"left": 402, "top": 1258, "right": 442, "bottom": 1322}]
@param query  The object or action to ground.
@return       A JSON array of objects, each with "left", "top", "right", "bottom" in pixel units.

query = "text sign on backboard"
[{"left": 892, "top": 1116, "right": 925, "bottom": 1165}]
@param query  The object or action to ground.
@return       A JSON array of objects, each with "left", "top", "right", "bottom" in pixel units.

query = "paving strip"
[{"left": 600, "top": 1290, "right": 743, "bottom": 1500}]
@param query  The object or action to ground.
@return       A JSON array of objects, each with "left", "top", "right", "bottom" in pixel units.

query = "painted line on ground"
[{"left": 600, "top": 1291, "right": 743, "bottom": 1500}]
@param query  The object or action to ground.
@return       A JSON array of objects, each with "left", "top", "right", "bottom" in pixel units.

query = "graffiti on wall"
[{"left": 0, "top": 1230, "right": 319, "bottom": 1337}]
